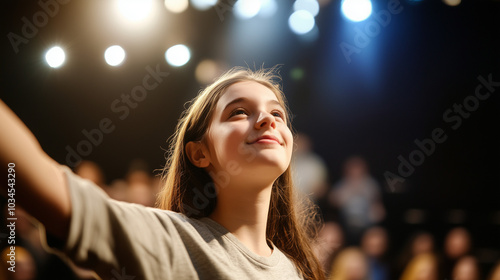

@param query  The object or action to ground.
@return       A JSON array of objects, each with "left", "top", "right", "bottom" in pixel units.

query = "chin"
[{"left": 250, "top": 157, "right": 289, "bottom": 176}]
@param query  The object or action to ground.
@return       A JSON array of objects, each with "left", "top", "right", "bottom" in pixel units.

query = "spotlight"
[
  {"left": 288, "top": 10, "right": 315, "bottom": 35},
  {"left": 234, "top": 0, "right": 261, "bottom": 20},
  {"left": 117, "top": 0, "right": 153, "bottom": 21},
  {"left": 294, "top": 0, "right": 320, "bottom": 17},
  {"left": 195, "top": 59, "right": 224, "bottom": 84},
  {"left": 443, "top": 0, "right": 461, "bottom": 6},
  {"left": 165, "top": 44, "right": 191, "bottom": 67},
  {"left": 190, "top": 0, "right": 217, "bottom": 11},
  {"left": 104, "top": 45, "right": 126, "bottom": 66},
  {"left": 164, "top": 0, "right": 189, "bottom": 13},
  {"left": 259, "top": 0, "right": 278, "bottom": 17},
  {"left": 45, "top": 46, "right": 65, "bottom": 68},
  {"left": 341, "top": 0, "right": 372, "bottom": 22}
]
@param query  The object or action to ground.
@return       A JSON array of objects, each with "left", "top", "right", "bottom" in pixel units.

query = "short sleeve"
[{"left": 43, "top": 165, "right": 195, "bottom": 280}]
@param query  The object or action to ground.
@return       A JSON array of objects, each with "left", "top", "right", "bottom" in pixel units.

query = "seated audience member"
[
  {"left": 328, "top": 156, "right": 385, "bottom": 245},
  {"left": 313, "top": 221, "right": 345, "bottom": 277},
  {"left": 328, "top": 247, "right": 369, "bottom": 280},
  {"left": 394, "top": 231, "right": 435, "bottom": 278},
  {"left": 452, "top": 255, "right": 480, "bottom": 280},
  {"left": 441, "top": 227, "right": 473, "bottom": 279},
  {"left": 400, "top": 253, "right": 439, "bottom": 280},
  {"left": 361, "top": 226, "right": 389, "bottom": 280},
  {"left": 74, "top": 160, "right": 106, "bottom": 188},
  {"left": 291, "top": 132, "right": 329, "bottom": 201}
]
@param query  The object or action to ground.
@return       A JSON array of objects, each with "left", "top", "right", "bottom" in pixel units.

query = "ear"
[{"left": 185, "top": 141, "right": 210, "bottom": 168}]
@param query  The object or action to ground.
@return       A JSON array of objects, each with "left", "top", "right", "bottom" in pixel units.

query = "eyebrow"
[{"left": 223, "top": 97, "right": 283, "bottom": 111}]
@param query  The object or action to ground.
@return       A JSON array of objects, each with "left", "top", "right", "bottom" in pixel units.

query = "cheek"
[
  {"left": 284, "top": 128, "right": 294, "bottom": 155},
  {"left": 208, "top": 124, "right": 247, "bottom": 158}
]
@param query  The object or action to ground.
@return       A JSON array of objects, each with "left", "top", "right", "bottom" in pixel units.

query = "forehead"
[{"left": 216, "top": 81, "right": 280, "bottom": 109}]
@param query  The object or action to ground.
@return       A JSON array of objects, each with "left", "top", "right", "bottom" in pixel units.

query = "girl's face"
[{"left": 204, "top": 81, "right": 293, "bottom": 186}]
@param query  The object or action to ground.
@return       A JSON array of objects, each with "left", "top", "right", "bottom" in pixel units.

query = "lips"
[{"left": 249, "top": 135, "right": 281, "bottom": 144}]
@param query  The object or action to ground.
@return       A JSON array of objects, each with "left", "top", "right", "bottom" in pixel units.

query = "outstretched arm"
[{"left": 0, "top": 99, "right": 70, "bottom": 239}]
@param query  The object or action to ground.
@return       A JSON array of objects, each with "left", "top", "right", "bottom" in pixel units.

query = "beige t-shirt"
[{"left": 46, "top": 166, "right": 303, "bottom": 280}]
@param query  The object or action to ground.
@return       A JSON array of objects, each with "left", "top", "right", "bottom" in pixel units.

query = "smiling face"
[{"left": 204, "top": 81, "right": 293, "bottom": 186}]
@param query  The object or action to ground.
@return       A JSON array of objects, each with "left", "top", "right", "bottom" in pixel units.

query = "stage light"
[
  {"left": 290, "top": 67, "right": 305, "bottom": 81},
  {"left": 164, "top": 0, "right": 189, "bottom": 13},
  {"left": 234, "top": 0, "right": 261, "bottom": 20},
  {"left": 443, "top": 0, "right": 461, "bottom": 6},
  {"left": 258, "top": 0, "right": 278, "bottom": 17},
  {"left": 293, "top": 0, "right": 320, "bottom": 17},
  {"left": 195, "top": 59, "right": 224, "bottom": 84},
  {"left": 341, "top": 0, "right": 372, "bottom": 22},
  {"left": 45, "top": 46, "right": 65, "bottom": 68},
  {"left": 165, "top": 44, "right": 191, "bottom": 67},
  {"left": 298, "top": 24, "right": 319, "bottom": 42},
  {"left": 288, "top": 10, "right": 315, "bottom": 35},
  {"left": 104, "top": 45, "right": 126, "bottom": 66},
  {"left": 190, "top": 0, "right": 217, "bottom": 11},
  {"left": 117, "top": 0, "right": 153, "bottom": 21}
]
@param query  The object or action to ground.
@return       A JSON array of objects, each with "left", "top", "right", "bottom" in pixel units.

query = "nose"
[{"left": 254, "top": 111, "right": 276, "bottom": 130}]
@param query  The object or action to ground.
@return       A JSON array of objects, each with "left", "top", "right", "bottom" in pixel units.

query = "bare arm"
[{"left": 0, "top": 99, "right": 70, "bottom": 239}]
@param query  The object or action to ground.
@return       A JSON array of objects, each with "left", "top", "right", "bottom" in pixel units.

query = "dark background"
[{"left": 1, "top": 0, "right": 499, "bottom": 277}]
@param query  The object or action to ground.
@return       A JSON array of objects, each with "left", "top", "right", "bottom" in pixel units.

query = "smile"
[{"left": 249, "top": 135, "right": 281, "bottom": 145}]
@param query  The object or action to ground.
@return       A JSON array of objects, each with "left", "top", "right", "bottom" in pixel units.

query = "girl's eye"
[
  {"left": 272, "top": 111, "right": 284, "bottom": 119},
  {"left": 230, "top": 109, "right": 247, "bottom": 117}
]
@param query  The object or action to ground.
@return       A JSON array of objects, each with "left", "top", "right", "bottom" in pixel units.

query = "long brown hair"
[{"left": 157, "top": 66, "right": 325, "bottom": 280}]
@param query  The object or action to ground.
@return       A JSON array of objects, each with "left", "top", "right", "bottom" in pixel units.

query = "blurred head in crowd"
[
  {"left": 319, "top": 221, "right": 344, "bottom": 252},
  {"left": 444, "top": 227, "right": 471, "bottom": 260},
  {"left": 125, "top": 158, "right": 154, "bottom": 206},
  {"left": 126, "top": 158, "right": 152, "bottom": 186},
  {"left": 314, "top": 221, "right": 344, "bottom": 273},
  {"left": 74, "top": 160, "right": 106, "bottom": 187},
  {"left": 107, "top": 179, "right": 128, "bottom": 201},
  {"left": 396, "top": 231, "right": 435, "bottom": 280},
  {"left": 411, "top": 231, "right": 435, "bottom": 256},
  {"left": 343, "top": 156, "right": 368, "bottom": 180},
  {"left": 361, "top": 226, "right": 388, "bottom": 259},
  {"left": 452, "top": 255, "right": 480, "bottom": 280},
  {"left": 127, "top": 182, "right": 155, "bottom": 207},
  {"left": 1, "top": 246, "right": 36, "bottom": 280},
  {"left": 400, "top": 253, "right": 439, "bottom": 280},
  {"left": 329, "top": 247, "right": 368, "bottom": 280}
]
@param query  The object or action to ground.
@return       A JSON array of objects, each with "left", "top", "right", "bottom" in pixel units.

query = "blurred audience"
[
  {"left": 313, "top": 221, "right": 345, "bottom": 277},
  {"left": 328, "top": 156, "right": 385, "bottom": 245},
  {"left": 5, "top": 155, "right": 499, "bottom": 280},
  {"left": 0, "top": 158, "right": 161, "bottom": 280},
  {"left": 361, "top": 226, "right": 389, "bottom": 280},
  {"left": 441, "top": 226, "right": 473, "bottom": 279},
  {"left": 291, "top": 132, "right": 329, "bottom": 202},
  {"left": 74, "top": 158, "right": 158, "bottom": 207},
  {"left": 74, "top": 160, "right": 106, "bottom": 189},
  {"left": 107, "top": 178, "right": 129, "bottom": 201},
  {"left": 399, "top": 253, "right": 439, "bottom": 280},
  {"left": 452, "top": 255, "right": 480, "bottom": 280},
  {"left": 328, "top": 247, "right": 369, "bottom": 280},
  {"left": 124, "top": 158, "right": 156, "bottom": 207},
  {"left": 0, "top": 206, "right": 90, "bottom": 280},
  {"left": 444, "top": 227, "right": 472, "bottom": 259},
  {"left": 394, "top": 231, "right": 435, "bottom": 278},
  {"left": 1, "top": 246, "right": 36, "bottom": 280}
]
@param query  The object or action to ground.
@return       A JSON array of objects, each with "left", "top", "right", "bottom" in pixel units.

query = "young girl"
[{"left": 0, "top": 67, "right": 325, "bottom": 279}]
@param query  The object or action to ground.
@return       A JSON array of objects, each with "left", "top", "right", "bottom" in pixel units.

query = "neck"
[{"left": 209, "top": 180, "right": 273, "bottom": 256}]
